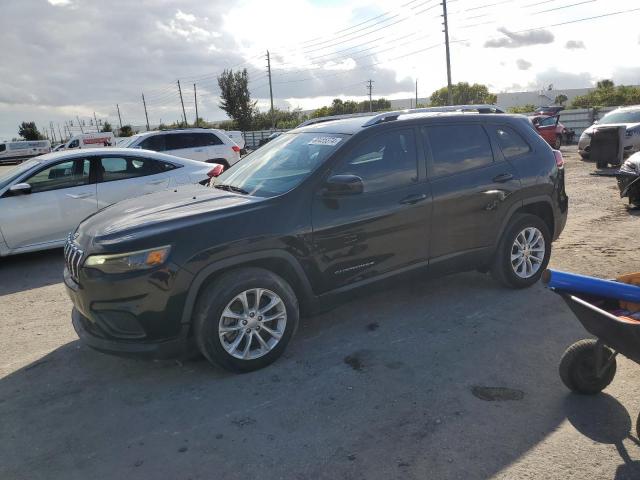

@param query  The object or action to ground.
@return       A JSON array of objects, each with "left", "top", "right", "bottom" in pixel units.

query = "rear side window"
[
  {"left": 0, "top": 144, "right": 6, "bottom": 153},
  {"left": 139, "top": 135, "right": 166, "bottom": 152},
  {"left": 165, "top": 133, "right": 194, "bottom": 150},
  {"left": 199, "top": 133, "right": 223, "bottom": 146},
  {"left": 423, "top": 125, "right": 493, "bottom": 177},
  {"left": 495, "top": 126, "right": 531, "bottom": 159},
  {"left": 333, "top": 129, "right": 417, "bottom": 193},
  {"left": 99, "top": 157, "right": 167, "bottom": 182}
]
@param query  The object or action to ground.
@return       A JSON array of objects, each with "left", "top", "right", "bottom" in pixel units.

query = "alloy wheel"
[
  {"left": 218, "top": 288, "right": 287, "bottom": 360},
  {"left": 510, "top": 227, "right": 545, "bottom": 279}
]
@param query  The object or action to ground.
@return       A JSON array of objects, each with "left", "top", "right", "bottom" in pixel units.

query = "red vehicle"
[{"left": 530, "top": 115, "right": 566, "bottom": 149}]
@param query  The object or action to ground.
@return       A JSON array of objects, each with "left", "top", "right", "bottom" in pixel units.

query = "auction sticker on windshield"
[{"left": 308, "top": 136, "right": 342, "bottom": 146}]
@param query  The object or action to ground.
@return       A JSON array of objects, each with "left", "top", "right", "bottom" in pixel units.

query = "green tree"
[
  {"left": 217, "top": 68, "right": 256, "bottom": 131},
  {"left": 571, "top": 80, "right": 640, "bottom": 108},
  {"left": 430, "top": 82, "right": 497, "bottom": 106},
  {"left": 18, "top": 121, "right": 44, "bottom": 140},
  {"left": 507, "top": 104, "right": 537, "bottom": 114},
  {"left": 118, "top": 125, "right": 134, "bottom": 137},
  {"left": 311, "top": 97, "right": 392, "bottom": 118},
  {"left": 101, "top": 121, "right": 113, "bottom": 133},
  {"left": 555, "top": 94, "right": 568, "bottom": 106}
]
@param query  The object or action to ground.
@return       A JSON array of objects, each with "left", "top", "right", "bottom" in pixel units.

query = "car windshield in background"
[
  {"left": 599, "top": 110, "right": 640, "bottom": 124},
  {"left": 213, "top": 132, "right": 346, "bottom": 197},
  {"left": 0, "top": 159, "right": 40, "bottom": 191}
]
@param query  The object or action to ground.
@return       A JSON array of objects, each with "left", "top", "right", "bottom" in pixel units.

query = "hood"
[
  {"left": 583, "top": 122, "right": 640, "bottom": 135},
  {"left": 77, "top": 184, "right": 264, "bottom": 247}
]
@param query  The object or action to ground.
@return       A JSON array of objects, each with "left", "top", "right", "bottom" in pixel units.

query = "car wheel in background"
[
  {"left": 194, "top": 267, "right": 299, "bottom": 372},
  {"left": 554, "top": 135, "right": 562, "bottom": 150},
  {"left": 491, "top": 213, "right": 551, "bottom": 289}
]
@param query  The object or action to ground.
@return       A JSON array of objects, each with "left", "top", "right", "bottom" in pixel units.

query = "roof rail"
[
  {"left": 297, "top": 104, "right": 506, "bottom": 129},
  {"left": 297, "top": 112, "right": 376, "bottom": 128},
  {"left": 362, "top": 104, "right": 506, "bottom": 127}
]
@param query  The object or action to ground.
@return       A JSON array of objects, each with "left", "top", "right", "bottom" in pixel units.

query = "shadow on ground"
[
  {"left": 0, "top": 249, "right": 63, "bottom": 296},
  {"left": 2, "top": 271, "right": 623, "bottom": 480}
]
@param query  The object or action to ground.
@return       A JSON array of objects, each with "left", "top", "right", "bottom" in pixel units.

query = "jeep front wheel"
[
  {"left": 491, "top": 214, "right": 551, "bottom": 288},
  {"left": 194, "top": 267, "right": 299, "bottom": 372}
]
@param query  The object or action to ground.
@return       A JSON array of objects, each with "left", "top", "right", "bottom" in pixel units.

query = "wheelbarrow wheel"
[{"left": 559, "top": 339, "right": 616, "bottom": 394}]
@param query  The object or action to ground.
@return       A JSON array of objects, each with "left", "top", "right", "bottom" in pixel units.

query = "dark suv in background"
[{"left": 64, "top": 110, "right": 568, "bottom": 372}]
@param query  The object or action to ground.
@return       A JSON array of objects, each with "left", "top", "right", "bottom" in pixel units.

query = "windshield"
[
  {"left": 0, "top": 159, "right": 41, "bottom": 191},
  {"left": 214, "top": 132, "right": 346, "bottom": 197},
  {"left": 599, "top": 110, "right": 640, "bottom": 125}
]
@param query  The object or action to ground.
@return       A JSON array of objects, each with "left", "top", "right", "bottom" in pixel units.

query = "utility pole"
[
  {"left": 266, "top": 50, "right": 275, "bottom": 129},
  {"left": 116, "top": 104, "right": 123, "bottom": 130},
  {"left": 141, "top": 93, "right": 150, "bottom": 131},
  {"left": 93, "top": 112, "right": 99, "bottom": 132},
  {"left": 442, "top": 0, "right": 453, "bottom": 105},
  {"left": 415, "top": 79, "right": 419, "bottom": 108},
  {"left": 76, "top": 115, "right": 84, "bottom": 134},
  {"left": 193, "top": 84, "right": 199, "bottom": 127},
  {"left": 366, "top": 80, "right": 374, "bottom": 112},
  {"left": 177, "top": 80, "right": 187, "bottom": 127}
]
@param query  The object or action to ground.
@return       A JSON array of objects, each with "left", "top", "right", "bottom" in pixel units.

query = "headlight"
[
  {"left": 85, "top": 245, "right": 171, "bottom": 274},
  {"left": 621, "top": 160, "right": 638, "bottom": 173}
]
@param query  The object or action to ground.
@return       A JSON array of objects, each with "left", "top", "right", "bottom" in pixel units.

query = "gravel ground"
[{"left": 1, "top": 146, "right": 639, "bottom": 480}]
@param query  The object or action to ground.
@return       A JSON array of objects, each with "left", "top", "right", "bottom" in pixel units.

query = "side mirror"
[
  {"left": 9, "top": 183, "right": 31, "bottom": 195},
  {"left": 323, "top": 174, "right": 364, "bottom": 196}
]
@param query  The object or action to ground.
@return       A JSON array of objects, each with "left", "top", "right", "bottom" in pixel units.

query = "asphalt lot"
[{"left": 1, "top": 147, "right": 640, "bottom": 480}]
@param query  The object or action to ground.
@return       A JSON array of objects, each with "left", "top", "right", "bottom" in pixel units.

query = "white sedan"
[{"left": 0, "top": 148, "right": 219, "bottom": 256}]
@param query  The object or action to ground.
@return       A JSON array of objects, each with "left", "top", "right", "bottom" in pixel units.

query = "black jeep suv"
[{"left": 64, "top": 111, "right": 568, "bottom": 372}]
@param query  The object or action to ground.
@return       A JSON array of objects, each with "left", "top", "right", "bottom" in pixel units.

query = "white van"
[
  {"left": 0, "top": 140, "right": 51, "bottom": 163},
  {"left": 63, "top": 132, "right": 116, "bottom": 150}
]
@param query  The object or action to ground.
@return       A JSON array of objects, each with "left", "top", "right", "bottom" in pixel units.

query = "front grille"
[{"left": 64, "top": 233, "right": 84, "bottom": 281}]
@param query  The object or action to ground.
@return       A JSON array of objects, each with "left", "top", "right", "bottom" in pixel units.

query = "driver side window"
[
  {"left": 25, "top": 159, "right": 91, "bottom": 193},
  {"left": 332, "top": 129, "right": 417, "bottom": 193}
]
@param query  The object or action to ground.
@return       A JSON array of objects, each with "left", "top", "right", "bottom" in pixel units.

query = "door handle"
[
  {"left": 400, "top": 193, "right": 428, "bottom": 205},
  {"left": 493, "top": 173, "right": 513, "bottom": 183},
  {"left": 194, "top": 149, "right": 204, "bottom": 152},
  {"left": 147, "top": 179, "right": 166, "bottom": 185},
  {"left": 66, "top": 192, "right": 93, "bottom": 199}
]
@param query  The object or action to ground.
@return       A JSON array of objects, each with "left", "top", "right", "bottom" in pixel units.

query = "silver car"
[{"left": 578, "top": 106, "right": 640, "bottom": 159}]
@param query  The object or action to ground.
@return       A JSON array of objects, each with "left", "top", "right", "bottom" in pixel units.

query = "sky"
[{"left": 1, "top": 0, "right": 639, "bottom": 140}]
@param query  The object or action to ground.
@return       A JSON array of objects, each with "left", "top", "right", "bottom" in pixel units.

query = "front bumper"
[
  {"left": 72, "top": 308, "right": 194, "bottom": 359},
  {"left": 64, "top": 261, "right": 196, "bottom": 359}
]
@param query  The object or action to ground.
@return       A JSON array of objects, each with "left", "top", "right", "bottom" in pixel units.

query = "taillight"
[
  {"left": 207, "top": 164, "right": 224, "bottom": 178},
  {"left": 231, "top": 145, "right": 241, "bottom": 153},
  {"left": 553, "top": 149, "right": 564, "bottom": 169}
]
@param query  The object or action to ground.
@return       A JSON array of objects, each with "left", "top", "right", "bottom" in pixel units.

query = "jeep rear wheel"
[
  {"left": 491, "top": 214, "right": 551, "bottom": 288},
  {"left": 194, "top": 267, "right": 299, "bottom": 372}
]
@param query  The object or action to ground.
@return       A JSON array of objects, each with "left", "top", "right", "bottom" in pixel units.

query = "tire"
[
  {"left": 491, "top": 214, "right": 552, "bottom": 288},
  {"left": 579, "top": 153, "right": 590, "bottom": 160},
  {"left": 559, "top": 339, "right": 616, "bottom": 394},
  {"left": 193, "top": 267, "right": 299, "bottom": 372},
  {"left": 553, "top": 135, "right": 562, "bottom": 150}
]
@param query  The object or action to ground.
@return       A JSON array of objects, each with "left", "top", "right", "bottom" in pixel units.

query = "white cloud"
[
  {"left": 485, "top": 28, "right": 554, "bottom": 49},
  {"left": 175, "top": 10, "right": 196, "bottom": 23},
  {"left": 47, "top": 0, "right": 72, "bottom": 5}
]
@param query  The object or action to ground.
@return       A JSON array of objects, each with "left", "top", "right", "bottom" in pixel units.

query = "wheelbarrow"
[{"left": 544, "top": 269, "right": 640, "bottom": 393}]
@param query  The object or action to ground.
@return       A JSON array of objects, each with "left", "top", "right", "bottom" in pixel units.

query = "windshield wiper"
[{"left": 214, "top": 183, "right": 249, "bottom": 195}]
